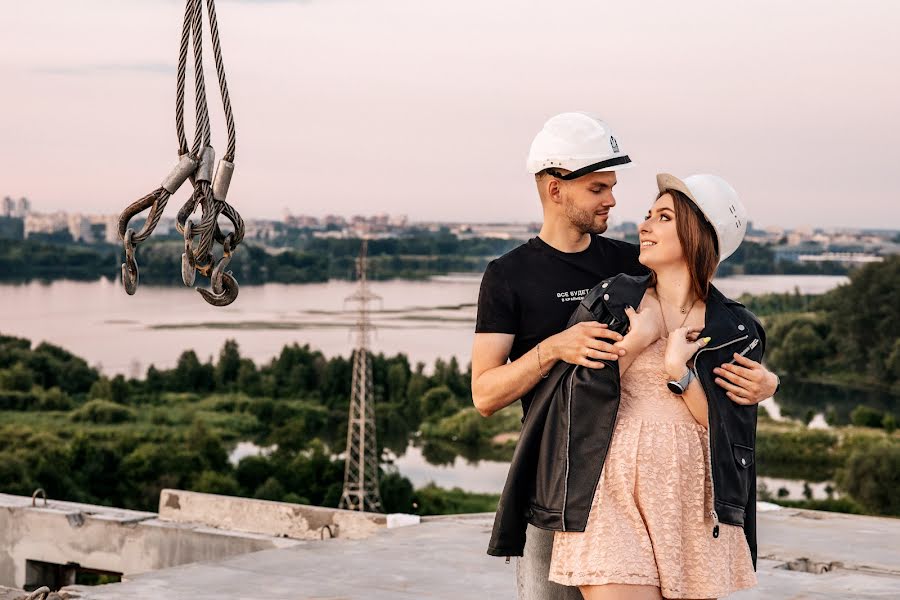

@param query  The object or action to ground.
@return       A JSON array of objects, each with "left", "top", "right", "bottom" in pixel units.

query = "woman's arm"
[
  {"left": 664, "top": 326, "right": 711, "bottom": 428},
  {"left": 672, "top": 366, "right": 709, "bottom": 428}
]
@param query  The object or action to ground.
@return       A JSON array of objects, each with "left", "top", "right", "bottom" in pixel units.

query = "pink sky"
[{"left": 1, "top": 0, "right": 898, "bottom": 229}]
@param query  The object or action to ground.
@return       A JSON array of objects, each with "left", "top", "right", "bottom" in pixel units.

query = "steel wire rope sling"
[{"left": 116, "top": 0, "right": 244, "bottom": 306}]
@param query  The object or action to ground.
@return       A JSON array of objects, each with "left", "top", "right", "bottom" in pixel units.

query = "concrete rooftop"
[
  {"left": 2, "top": 490, "right": 898, "bottom": 599},
  {"left": 52, "top": 506, "right": 898, "bottom": 600}
]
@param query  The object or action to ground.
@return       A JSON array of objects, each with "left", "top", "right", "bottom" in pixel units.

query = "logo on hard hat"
[{"left": 610, "top": 136, "right": 619, "bottom": 153}]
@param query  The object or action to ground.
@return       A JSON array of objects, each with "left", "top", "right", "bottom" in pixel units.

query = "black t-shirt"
[{"left": 475, "top": 234, "right": 648, "bottom": 418}]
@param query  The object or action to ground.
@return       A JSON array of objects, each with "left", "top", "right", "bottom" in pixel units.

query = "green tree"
[
  {"left": 404, "top": 371, "right": 430, "bottom": 423},
  {"left": 420, "top": 386, "right": 460, "bottom": 421},
  {"left": 236, "top": 359, "right": 262, "bottom": 396},
  {"left": 193, "top": 471, "right": 240, "bottom": 496},
  {"left": 850, "top": 405, "right": 884, "bottom": 428},
  {"left": 768, "top": 322, "right": 826, "bottom": 377},
  {"left": 216, "top": 340, "right": 242, "bottom": 391},
  {"left": 887, "top": 338, "right": 900, "bottom": 383},
  {"left": 110, "top": 374, "right": 130, "bottom": 404},
  {"left": 817, "top": 256, "right": 900, "bottom": 379},
  {"left": 0, "top": 363, "right": 34, "bottom": 392},
  {"left": 173, "top": 350, "right": 215, "bottom": 392},
  {"left": 70, "top": 400, "right": 136, "bottom": 424},
  {"left": 254, "top": 476, "right": 286, "bottom": 501},
  {"left": 387, "top": 363, "right": 409, "bottom": 404},
  {"left": 836, "top": 443, "right": 900, "bottom": 516},
  {"left": 186, "top": 420, "right": 229, "bottom": 472},
  {"left": 235, "top": 455, "right": 274, "bottom": 495},
  {"left": 89, "top": 377, "right": 112, "bottom": 400},
  {"left": 379, "top": 471, "right": 415, "bottom": 513}
]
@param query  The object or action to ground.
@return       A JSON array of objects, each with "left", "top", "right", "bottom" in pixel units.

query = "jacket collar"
[
  {"left": 700, "top": 284, "right": 751, "bottom": 345},
  {"left": 584, "top": 273, "right": 651, "bottom": 323},
  {"left": 586, "top": 272, "right": 751, "bottom": 345}
]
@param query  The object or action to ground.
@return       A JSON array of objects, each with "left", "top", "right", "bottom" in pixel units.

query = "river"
[{"left": 0, "top": 274, "right": 849, "bottom": 377}]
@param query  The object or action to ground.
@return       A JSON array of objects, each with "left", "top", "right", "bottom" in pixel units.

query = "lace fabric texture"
[{"left": 548, "top": 338, "right": 757, "bottom": 598}]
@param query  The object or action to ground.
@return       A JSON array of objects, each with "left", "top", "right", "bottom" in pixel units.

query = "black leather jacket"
[{"left": 486, "top": 273, "right": 765, "bottom": 570}]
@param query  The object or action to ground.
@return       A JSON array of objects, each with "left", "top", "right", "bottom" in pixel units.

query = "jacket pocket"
[
  {"left": 726, "top": 442, "right": 755, "bottom": 514},
  {"left": 732, "top": 442, "right": 754, "bottom": 469}
]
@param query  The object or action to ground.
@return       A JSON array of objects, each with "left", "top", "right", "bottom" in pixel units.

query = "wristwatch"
[{"left": 667, "top": 368, "right": 695, "bottom": 395}]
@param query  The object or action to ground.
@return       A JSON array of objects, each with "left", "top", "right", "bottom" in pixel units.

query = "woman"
[{"left": 547, "top": 173, "right": 763, "bottom": 599}]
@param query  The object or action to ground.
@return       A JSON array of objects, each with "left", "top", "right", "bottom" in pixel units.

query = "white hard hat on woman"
[{"left": 656, "top": 173, "right": 748, "bottom": 262}]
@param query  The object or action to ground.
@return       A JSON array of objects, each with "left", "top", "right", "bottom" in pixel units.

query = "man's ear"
[{"left": 547, "top": 178, "right": 563, "bottom": 204}]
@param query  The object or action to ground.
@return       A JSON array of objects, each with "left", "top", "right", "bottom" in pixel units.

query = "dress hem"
[{"left": 548, "top": 572, "right": 758, "bottom": 599}]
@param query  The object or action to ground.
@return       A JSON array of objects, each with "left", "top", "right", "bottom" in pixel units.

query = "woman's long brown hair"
[{"left": 649, "top": 189, "right": 719, "bottom": 301}]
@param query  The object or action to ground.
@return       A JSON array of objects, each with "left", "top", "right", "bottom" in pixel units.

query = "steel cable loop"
[
  {"left": 194, "top": 182, "right": 219, "bottom": 264},
  {"left": 206, "top": 0, "right": 245, "bottom": 264},
  {"left": 206, "top": 0, "right": 244, "bottom": 253},
  {"left": 189, "top": 0, "right": 243, "bottom": 306},
  {"left": 117, "top": 0, "right": 202, "bottom": 294},
  {"left": 117, "top": 0, "right": 241, "bottom": 305},
  {"left": 121, "top": 229, "right": 139, "bottom": 294},
  {"left": 216, "top": 199, "right": 245, "bottom": 246},
  {"left": 178, "top": 0, "right": 215, "bottom": 257},
  {"left": 186, "top": 0, "right": 222, "bottom": 264},
  {"left": 117, "top": 189, "right": 168, "bottom": 244},
  {"left": 175, "top": 0, "right": 193, "bottom": 157},
  {"left": 206, "top": 0, "right": 236, "bottom": 162},
  {"left": 190, "top": 0, "right": 211, "bottom": 155}
]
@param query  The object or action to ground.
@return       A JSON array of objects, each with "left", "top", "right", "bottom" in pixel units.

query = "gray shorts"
[{"left": 516, "top": 523, "right": 583, "bottom": 600}]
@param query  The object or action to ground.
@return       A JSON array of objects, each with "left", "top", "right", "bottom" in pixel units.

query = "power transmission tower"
[{"left": 338, "top": 238, "right": 384, "bottom": 513}]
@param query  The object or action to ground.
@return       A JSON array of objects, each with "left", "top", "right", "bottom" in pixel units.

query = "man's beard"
[{"left": 564, "top": 198, "right": 608, "bottom": 235}]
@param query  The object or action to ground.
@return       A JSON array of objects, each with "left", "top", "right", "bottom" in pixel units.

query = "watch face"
[{"left": 667, "top": 381, "right": 684, "bottom": 394}]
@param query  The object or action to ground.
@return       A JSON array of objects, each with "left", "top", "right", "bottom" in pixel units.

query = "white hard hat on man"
[
  {"left": 527, "top": 112, "right": 634, "bottom": 178},
  {"left": 527, "top": 111, "right": 748, "bottom": 261}
]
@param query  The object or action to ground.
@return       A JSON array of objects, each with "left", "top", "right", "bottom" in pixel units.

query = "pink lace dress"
[{"left": 548, "top": 337, "right": 757, "bottom": 598}]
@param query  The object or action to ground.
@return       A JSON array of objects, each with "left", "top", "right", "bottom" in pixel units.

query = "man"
[{"left": 470, "top": 112, "right": 778, "bottom": 600}]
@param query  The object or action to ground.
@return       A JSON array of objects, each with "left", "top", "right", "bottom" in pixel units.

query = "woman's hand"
[
  {"left": 622, "top": 295, "right": 664, "bottom": 347},
  {"left": 612, "top": 297, "right": 664, "bottom": 374},
  {"left": 664, "top": 326, "right": 710, "bottom": 379}
]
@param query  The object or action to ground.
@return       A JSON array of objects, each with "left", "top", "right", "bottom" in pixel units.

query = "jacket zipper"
[
  {"left": 690, "top": 334, "right": 748, "bottom": 539},
  {"left": 562, "top": 356, "right": 622, "bottom": 536},
  {"left": 561, "top": 372, "right": 575, "bottom": 532}
]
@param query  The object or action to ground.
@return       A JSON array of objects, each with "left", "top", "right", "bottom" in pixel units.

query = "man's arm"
[{"left": 471, "top": 322, "right": 625, "bottom": 418}]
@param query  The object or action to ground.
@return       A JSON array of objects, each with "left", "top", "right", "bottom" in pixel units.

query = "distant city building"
[
  {"left": 245, "top": 220, "right": 279, "bottom": 241},
  {"left": 2, "top": 196, "right": 30, "bottom": 218},
  {"left": 68, "top": 213, "right": 94, "bottom": 242},
  {"left": 16, "top": 197, "right": 31, "bottom": 218},
  {"left": 324, "top": 214, "right": 347, "bottom": 227},
  {"left": 24, "top": 211, "right": 69, "bottom": 238},
  {"left": 450, "top": 222, "right": 538, "bottom": 241},
  {"left": 4, "top": 197, "right": 898, "bottom": 259},
  {"left": 797, "top": 252, "right": 884, "bottom": 265},
  {"left": 100, "top": 215, "right": 120, "bottom": 244}
]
